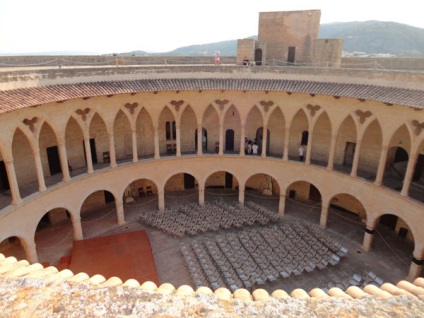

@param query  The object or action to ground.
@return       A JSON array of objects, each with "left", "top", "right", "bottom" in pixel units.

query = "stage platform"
[{"left": 69, "top": 230, "right": 159, "bottom": 284}]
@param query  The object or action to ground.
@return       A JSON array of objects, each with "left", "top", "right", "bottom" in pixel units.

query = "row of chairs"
[
  {"left": 180, "top": 221, "right": 348, "bottom": 291},
  {"left": 138, "top": 200, "right": 278, "bottom": 237}
]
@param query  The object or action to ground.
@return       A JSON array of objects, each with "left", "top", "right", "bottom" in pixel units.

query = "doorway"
[
  {"left": 225, "top": 129, "right": 234, "bottom": 151},
  {"left": 301, "top": 131, "right": 309, "bottom": 146},
  {"left": 184, "top": 173, "right": 196, "bottom": 189},
  {"left": 343, "top": 142, "right": 356, "bottom": 166},
  {"left": 104, "top": 191, "right": 115, "bottom": 203},
  {"left": 0, "top": 161, "right": 10, "bottom": 190},
  {"left": 46, "top": 146, "right": 62, "bottom": 175},
  {"left": 255, "top": 49, "right": 262, "bottom": 66},
  {"left": 225, "top": 172, "right": 233, "bottom": 189},
  {"left": 288, "top": 47, "right": 296, "bottom": 64}
]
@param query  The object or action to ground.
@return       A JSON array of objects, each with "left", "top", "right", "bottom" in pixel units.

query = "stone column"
[
  {"left": 108, "top": 132, "right": 117, "bottom": 168},
  {"left": 305, "top": 134, "right": 313, "bottom": 165},
  {"left": 33, "top": 148, "right": 46, "bottom": 192},
  {"left": 116, "top": 199, "right": 125, "bottom": 225},
  {"left": 401, "top": 151, "right": 418, "bottom": 196},
  {"left": 57, "top": 142, "right": 71, "bottom": 182},
  {"left": 176, "top": 125, "right": 181, "bottom": 157},
  {"left": 261, "top": 126, "right": 268, "bottom": 158},
  {"left": 326, "top": 134, "right": 337, "bottom": 170},
  {"left": 4, "top": 159, "right": 22, "bottom": 205},
  {"left": 362, "top": 226, "right": 375, "bottom": 252},
  {"left": 238, "top": 187, "right": 245, "bottom": 205},
  {"left": 83, "top": 137, "right": 94, "bottom": 173},
  {"left": 240, "top": 125, "right": 245, "bottom": 156},
  {"left": 407, "top": 256, "right": 424, "bottom": 282},
  {"left": 283, "top": 126, "right": 290, "bottom": 161},
  {"left": 199, "top": 185, "right": 205, "bottom": 206},
  {"left": 72, "top": 215, "right": 83, "bottom": 241},
  {"left": 278, "top": 194, "right": 286, "bottom": 217},
  {"left": 132, "top": 129, "right": 138, "bottom": 163},
  {"left": 374, "top": 144, "right": 389, "bottom": 186},
  {"left": 319, "top": 203, "right": 329, "bottom": 229},
  {"left": 25, "top": 239, "right": 38, "bottom": 264},
  {"left": 218, "top": 124, "right": 224, "bottom": 155},
  {"left": 197, "top": 125, "right": 203, "bottom": 156},
  {"left": 350, "top": 138, "right": 362, "bottom": 177},
  {"left": 158, "top": 190, "right": 165, "bottom": 212},
  {"left": 154, "top": 127, "right": 160, "bottom": 159}
]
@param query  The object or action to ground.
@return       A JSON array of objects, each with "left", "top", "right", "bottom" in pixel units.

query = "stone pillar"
[
  {"left": 261, "top": 126, "right": 268, "bottom": 158},
  {"left": 116, "top": 199, "right": 125, "bottom": 225},
  {"left": 283, "top": 126, "right": 290, "bottom": 161},
  {"left": 25, "top": 239, "right": 38, "bottom": 264},
  {"left": 305, "top": 134, "right": 313, "bottom": 165},
  {"left": 374, "top": 144, "right": 389, "bottom": 186},
  {"left": 326, "top": 134, "right": 337, "bottom": 170},
  {"left": 238, "top": 187, "right": 245, "bottom": 205},
  {"left": 362, "top": 226, "right": 375, "bottom": 252},
  {"left": 4, "top": 159, "right": 22, "bottom": 205},
  {"left": 154, "top": 127, "right": 160, "bottom": 159},
  {"left": 158, "top": 190, "right": 165, "bottom": 212},
  {"left": 72, "top": 215, "right": 83, "bottom": 241},
  {"left": 83, "top": 137, "right": 94, "bottom": 173},
  {"left": 108, "top": 132, "right": 117, "bottom": 168},
  {"left": 57, "top": 142, "right": 71, "bottom": 182},
  {"left": 278, "top": 194, "right": 286, "bottom": 217},
  {"left": 131, "top": 129, "right": 138, "bottom": 163},
  {"left": 407, "top": 257, "right": 423, "bottom": 282},
  {"left": 33, "top": 148, "right": 46, "bottom": 192},
  {"left": 218, "top": 124, "right": 224, "bottom": 155},
  {"left": 176, "top": 125, "right": 181, "bottom": 157},
  {"left": 199, "top": 186, "right": 205, "bottom": 205},
  {"left": 319, "top": 203, "right": 329, "bottom": 229},
  {"left": 401, "top": 152, "right": 418, "bottom": 196},
  {"left": 197, "top": 125, "right": 203, "bottom": 156},
  {"left": 240, "top": 125, "right": 245, "bottom": 156},
  {"left": 350, "top": 139, "right": 362, "bottom": 177}
]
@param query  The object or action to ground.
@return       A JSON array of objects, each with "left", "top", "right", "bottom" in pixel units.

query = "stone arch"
[
  {"left": 0, "top": 146, "right": 12, "bottom": 207},
  {"left": 223, "top": 104, "right": 241, "bottom": 153},
  {"left": 159, "top": 106, "right": 176, "bottom": 155},
  {"left": 39, "top": 121, "right": 62, "bottom": 178},
  {"left": 357, "top": 119, "right": 382, "bottom": 179},
  {"left": 244, "top": 173, "right": 280, "bottom": 212},
  {"left": 34, "top": 207, "right": 74, "bottom": 265},
  {"left": 0, "top": 236, "right": 27, "bottom": 261},
  {"left": 164, "top": 172, "right": 199, "bottom": 207},
  {"left": 180, "top": 105, "right": 197, "bottom": 154},
  {"left": 285, "top": 180, "right": 322, "bottom": 224},
  {"left": 202, "top": 104, "right": 219, "bottom": 154},
  {"left": 65, "top": 116, "right": 86, "bottom": 176},
  {"left": 123, "top": 178, "right": 159, "bottom": 221},
  {"left": 204, "top": 170, "right": 239, "bottom": 204},
  {"left": 12, "top": 127, "right": 37, "bottom": 197},
  {"left": 334, "top": 115, "right": 358, "bottom": 174},
  {"left": 89, "top": 112, "right": 109, "bottom": 168},
  {"left": 289, "top": 109, "right": 309, "bottom": 160},
  {"left": 409, "top": 138, "right": 424, "bottom": 202},
  {"left": 267, "top": 107, "right": 285, "bottom": 156},
  {"left": 136, "top": 107, "right": 155, "bottom": 158},
  {"left": 310, "top": 111, "right": 332, "bottom": 167},
  {"left": 245, "top": 106, "right": 263, "bottom": 148},
  {"left": 114, "top": 109, "right": 133, "bottom": 162}
]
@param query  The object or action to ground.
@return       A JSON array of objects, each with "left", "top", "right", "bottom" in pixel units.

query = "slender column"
[
  {"left": 83, "top": 137, "right": 94, "bottom": 173},
  {"left": 176, "top": 125, "right": 181, "bottom": 157},
  {"left": 238, "top": 187, "right": 245, "bottom": 205},
  {"left": 131, "top": 129, "right": 138, "bottom": 163},
  {"left": 116, "top": 199, "right": 125, "bottom": 225},
  {"left": 401, "top": 151, "right": 418, "bottom": 196},
  {"left": 305, "top": 134, "right": 313, "bottom": 165},
  {"left": 153, "top": 127, "right": 160, "bottom": 159},
  {"left": 158, "top": 190, "right": 165, "bottom": 212},
  {"left": 72, "top": 215, "right": 83, "bottom": 240},
  {"left": 374, "top": 144, "right": 389, "bottom": 186},
  {"left": 283, "top": 125, "right": 290, "bottom": 161},
  {"left": 4, "top": 159, "right": 22, "bottom": 205},
  {"left": 362, "top": 226, "right": 375, "bottom": 252},
  {"left": 197, "top": 125, "right": 203, "bottom": 156},
  {"left": 57, "top": 142, "right": 71, "bottom": 181},
  {"left": 33, "top": 148, "right": 46, "bottom": 192},
  {"left": 326, "top": 134, "right": 337, "bottom": 170},
  {"left": 240, "top": 125, "right": 245, "bottom": 156},
  {"left": 261, "top": 125, "right": 268, "bottom": 158},
  {"left": 199, "top": 185, "right": 205, "bottom": 205},
  {"left": 407, "top": 257, "right": 424, "bottom": 282},
  {"left": 25, "top": 239, "right": 38, "bottom": 264},
  {"left": 218, "top": 124, "right": 224, "bottom": 155},
  {"left": 319, "top": 203, "right": 329, "bottom": 229},
  {"left": 108, "top": 132, "right": 117, "bottom": 168},
  {"left": 350, "top": 138, "right": 362, "bottom": 177},
  {"left": 278, "top": 194, "right": 286, "bottom": 217}
]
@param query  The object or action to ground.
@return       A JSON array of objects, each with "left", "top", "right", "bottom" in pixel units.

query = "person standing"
[
  {"left": 252, "top": 142, "right": 259, "bottom": 155},
  {"left": 214, "top": 50, "right": 220, "bottom": 66},
  {"left": 298, "top": 145, "right": 305, "bottom": 162}
]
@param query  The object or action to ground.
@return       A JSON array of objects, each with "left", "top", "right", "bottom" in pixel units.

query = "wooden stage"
[{"left": 69, "top": 230, "right": 159, "bottom": 284}]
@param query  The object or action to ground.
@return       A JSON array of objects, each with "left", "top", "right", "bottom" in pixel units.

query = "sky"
[{"left": 0, "top": 0, "right": 422, "bottom": 54}]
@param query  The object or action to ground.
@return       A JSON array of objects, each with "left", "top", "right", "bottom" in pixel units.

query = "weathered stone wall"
[
  {"left": 313, "top": 39, "right": 343, "bottom": 68},
  {"left": 237, "top": 39, "right": 255, "bottom": 65}
]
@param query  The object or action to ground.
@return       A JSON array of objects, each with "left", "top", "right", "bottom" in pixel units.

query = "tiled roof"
[
  {"left": 0, "top": 253, "right": 423, "bottom": 317},
  {"left": 1, "top": 78, "right": 424, "bottom": 114}
]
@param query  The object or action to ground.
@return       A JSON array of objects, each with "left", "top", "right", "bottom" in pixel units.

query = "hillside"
[{"left": 119, "top": 21, "right": 424, "bottom": 57}]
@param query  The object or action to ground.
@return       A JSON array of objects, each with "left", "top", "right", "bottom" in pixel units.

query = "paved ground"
[{"left": 2, "top": 188, "right": 416, "bottom": 295}]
